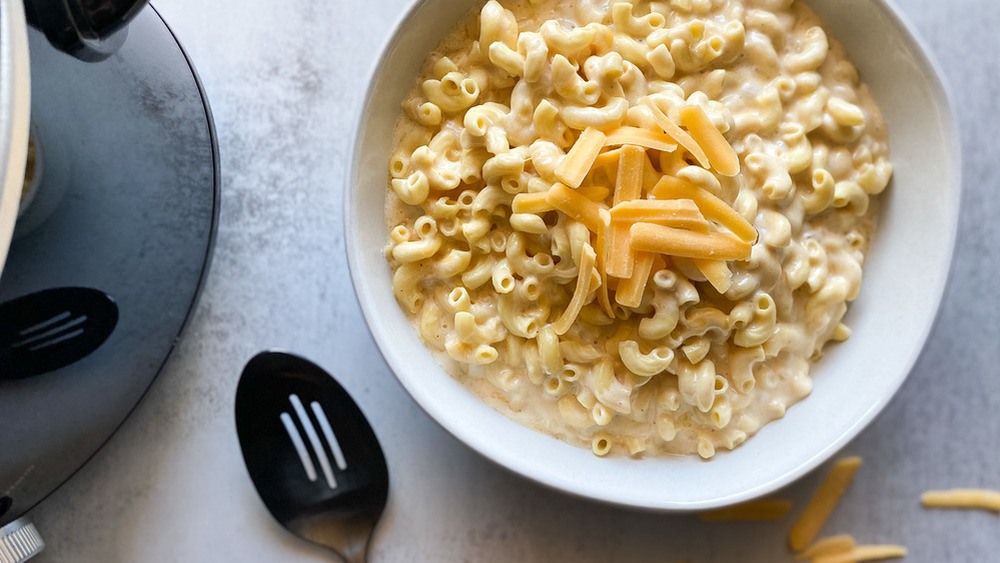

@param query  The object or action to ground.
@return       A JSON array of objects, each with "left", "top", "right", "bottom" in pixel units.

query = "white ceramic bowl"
[{"left": 346, "top": 0, "right": 960, "bottom": 510}]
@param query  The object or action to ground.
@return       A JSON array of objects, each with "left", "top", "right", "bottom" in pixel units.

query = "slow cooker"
[
  {"left": 0, "top": 0, "right": 30, "bottom": 279},
  {"left": 0, "top": 0, "right": 219, "bottom": 558}
]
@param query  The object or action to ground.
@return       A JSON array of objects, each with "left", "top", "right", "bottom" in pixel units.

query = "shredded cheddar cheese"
[
  {"left": 921, "top": 489, "right": 1000, "bottom": 512},
  {"left": 536, "top": 113, "right": 755, "bottom": 305},
  {"left": 789, "top": 456, "right": 863, "bottom": 551}
]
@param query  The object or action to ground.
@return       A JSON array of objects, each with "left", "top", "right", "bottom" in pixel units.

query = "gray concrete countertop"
[{"left": 26, "top": 0, "right": 1000, "bottom": 560}]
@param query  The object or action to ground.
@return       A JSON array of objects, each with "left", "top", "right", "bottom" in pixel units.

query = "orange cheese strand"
[
  {"left": 642, "top": 97, "right": 710, "bottom": 169},
  {"left": 555, "top": 127, "right": 607, "bottom": 188},
  {"left": 613, "top": 144, "right": 645, "bottom": 205},
  {"left": 678, "top": 105, "right": 740, "bottom": 177},
  {"left": 650, "top": 176, "right": 757, "bottom": 243},
  {"left": 614, "top": 251, "right": 655, "bottom": 308},
  {"left": 604, "top": 126, "right": 679, "bottom": 153},
  {"left": 629, "top": 223, "right": 751, "bottom": 261},
  {"left": 545, "top": 182, "right": 604, "bottom": 233}
]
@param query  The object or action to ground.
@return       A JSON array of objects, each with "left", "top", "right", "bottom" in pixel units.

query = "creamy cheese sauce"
[{"left": 384, "top": 0, "right": 890, "bottom": 458}]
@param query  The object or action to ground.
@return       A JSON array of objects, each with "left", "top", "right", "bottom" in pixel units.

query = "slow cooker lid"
[{"left": 0, "top": 5, "right": 219, "bottom": 527}]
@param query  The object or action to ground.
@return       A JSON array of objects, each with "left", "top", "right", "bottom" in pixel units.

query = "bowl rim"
[{"left": 344, "top": 0, "right": 963, "bottom": 511}]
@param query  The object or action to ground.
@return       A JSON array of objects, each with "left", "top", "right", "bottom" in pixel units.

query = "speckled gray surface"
[{"left": 22, "top": 0, "right": 1000, "bottom": 561}]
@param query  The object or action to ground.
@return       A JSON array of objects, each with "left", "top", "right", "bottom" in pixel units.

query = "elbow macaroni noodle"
[{"left": 384, "top": 0, "right": 891, "bottom": 459}]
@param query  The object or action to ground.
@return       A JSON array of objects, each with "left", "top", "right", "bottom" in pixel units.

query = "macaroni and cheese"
[{"left": 384, "top": 0, "right": 891, "bottom": 459}]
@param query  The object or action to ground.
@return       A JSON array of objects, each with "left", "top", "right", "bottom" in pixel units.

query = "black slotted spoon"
[
  {"left": 235, "top": 351, "right": 389, "bottom": 563},
  {"left": 0, "top": 287, "right": 119, "bottom": 380}
]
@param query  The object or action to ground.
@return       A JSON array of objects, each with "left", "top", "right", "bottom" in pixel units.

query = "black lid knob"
[{"left": 23, "top": 0, "right": 147, "bottom": 61}]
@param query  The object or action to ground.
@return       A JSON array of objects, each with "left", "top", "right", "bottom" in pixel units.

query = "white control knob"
[{"left": 0, "top": 519, "right": 44, "bottom": 563}]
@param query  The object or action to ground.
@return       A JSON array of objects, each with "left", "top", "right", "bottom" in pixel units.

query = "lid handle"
[{"left": 23, "top": 0, "right": 148, "bottom": 62}]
